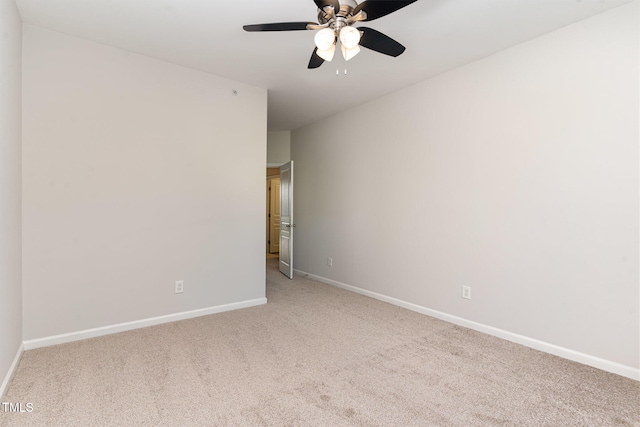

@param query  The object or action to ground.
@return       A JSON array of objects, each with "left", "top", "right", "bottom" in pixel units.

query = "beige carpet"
[{"left": 1, "top": 259, "right": 638, "bottom": 426}]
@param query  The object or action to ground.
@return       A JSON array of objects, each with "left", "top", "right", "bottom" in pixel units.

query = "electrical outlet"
[
  {"left": 327, "top": 257, "right": 333, "bottom": 267},
  {"left": 462, "top": 285, "right": 471, "bottom": 300},
  {"left": 175, "top": 280, "right": 184, "bottom": 294}
]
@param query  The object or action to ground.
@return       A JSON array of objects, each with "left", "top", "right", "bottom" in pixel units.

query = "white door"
[
  {"left": 279, "top": 161, "right": 294, "bottom": 278},
  {"left": 269, "top": 178, "right": 280, "bottom": 253}
]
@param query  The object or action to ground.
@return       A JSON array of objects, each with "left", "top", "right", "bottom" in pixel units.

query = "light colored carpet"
[{"left": 1, "top": 258, "right": 638, "bottom": 426}]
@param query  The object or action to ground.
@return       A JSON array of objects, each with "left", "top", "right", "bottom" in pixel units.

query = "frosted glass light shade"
[
  {"left": 314, "top": 28, "right": 336, "bottom": 51},
  {"left": 341, "top": 44, "right": 360, "bottom": 61},
  {"left": 339, "top": 26, "right": 361, "bottom": 49},
  {"left": 317, "top": 44, "right": 336, "bottom": 62}
]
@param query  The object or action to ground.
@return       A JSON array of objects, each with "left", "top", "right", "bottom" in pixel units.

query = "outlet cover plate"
[
  {"left": 175, "top": 280, "right": 184, "bottom": 294},
  {"left": 462, "top": 285, "right": 471, "bottom": 300}
]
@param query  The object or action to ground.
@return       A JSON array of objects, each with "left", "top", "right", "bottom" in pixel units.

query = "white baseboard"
[
  {"left": 0, "top": 342, "right": 24, "bottom": 400},
  {"left": 294, "top": 269, "right": 639, "bottom": 381},
  {"left": 23, "top": 298, "right": 267, "bottom": 351}
]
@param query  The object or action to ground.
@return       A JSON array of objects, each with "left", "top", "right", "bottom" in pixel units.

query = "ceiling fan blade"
[
  {"left": 353, "top": 0, "right": 418, "bottom": 21},
  {"left": 308, "top": 48, "right": 325, "bottom": 69},
  {"left": 314, "top": 0, "right": 340, "bottom": 13},
  {"left": 358, "top": 27, "right": 406, "bottom": 57},
  {"left": 243, "top": 22, "right": 315, "bottom": 32}
]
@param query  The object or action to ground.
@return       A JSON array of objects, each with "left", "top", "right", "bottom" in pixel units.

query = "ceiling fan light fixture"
[
  {"left": 341, "top": 44, "right": 360, "bottom": 61},
  {"left": 244, "top": 0, "right": 417, "bottom": 69},
  {"left": 317, "top": 44, "right": 336, "bottom": 62},
  {"left": 339, "top": 25, "right": 361, "bottom": 49},
  {"left": 314, "top": 27, "right": 336, "bottom": 51}
]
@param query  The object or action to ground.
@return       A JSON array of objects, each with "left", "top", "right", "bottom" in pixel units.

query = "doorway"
[
  {"left": 266, "top": 168, "right": 281, "bottom": 256},
  {"left": 266, "top": 162, "right": 294, "bottom": 279}
]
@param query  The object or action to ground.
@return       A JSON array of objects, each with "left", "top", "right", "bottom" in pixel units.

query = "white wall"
[
  {"left": 22, "top": 25, "right": 267, "bottom": 340},
  {"left": 267, "top": 131, "right": 291, "bottom": 165},
  {"left": 0, "top": 0, "right": 23, "bottom": 396},
  {"left": 292, "top": 3, "right": 639, "bottom": 373}
]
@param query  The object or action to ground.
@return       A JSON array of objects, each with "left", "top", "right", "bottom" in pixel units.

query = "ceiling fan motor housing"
[{"left": 318, "top": 0, "right": 358, "bottom": 25}]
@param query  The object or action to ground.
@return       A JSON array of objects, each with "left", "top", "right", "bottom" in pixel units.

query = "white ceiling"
[{"left": 16, "top": 0, "right": 633, "bottom": 131}]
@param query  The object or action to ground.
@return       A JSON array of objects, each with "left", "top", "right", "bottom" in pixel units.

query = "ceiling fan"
[{"left": 243, "top": 0, "right": 418, "bottom": 69}]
